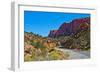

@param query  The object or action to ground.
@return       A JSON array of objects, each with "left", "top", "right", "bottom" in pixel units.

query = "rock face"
[
  {"left": 48, "top": 30, "right": 58, "bottom": 38},
  {"left": 48, "top": 17, "right": 90, "bottom": 38}
]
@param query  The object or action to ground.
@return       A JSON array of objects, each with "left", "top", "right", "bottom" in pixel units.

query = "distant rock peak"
[{"left": 48, "top": 17, "right": 90, "bottom": 38}]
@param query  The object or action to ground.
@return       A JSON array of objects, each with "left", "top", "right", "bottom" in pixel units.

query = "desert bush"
[
  {"left": 24, "top": 54, "right": 33, "bottom": 61},
  {"left": 48, "top": 50, "right": 69, "bottom": 60},
  {"left": 48, "top": 50, "right": 61, "bottom": 60}
]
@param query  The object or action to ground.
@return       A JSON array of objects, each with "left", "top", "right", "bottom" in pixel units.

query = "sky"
[{"left": 24, "top": 11, "right": 90, "bottom": 36}]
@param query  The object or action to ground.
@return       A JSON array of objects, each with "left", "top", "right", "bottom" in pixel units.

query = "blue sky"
[{"left": 24, "top": 11, "right": 90, "bottom": 36}]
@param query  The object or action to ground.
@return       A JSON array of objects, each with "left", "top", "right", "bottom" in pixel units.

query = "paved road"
[{"left": 55, "top": 47, "right": 90, "bottom": 59}]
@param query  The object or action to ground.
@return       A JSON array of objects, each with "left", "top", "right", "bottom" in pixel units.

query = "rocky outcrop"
[{"left": 24, "top": 32, "right": 69, "bottom": 61}]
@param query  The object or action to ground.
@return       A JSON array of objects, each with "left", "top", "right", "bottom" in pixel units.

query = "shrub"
[
  {"left": 24, "top": 54, "right": 33, "bottom": 61},
  {"left": 48, "top": 50, "right": 69, "bottom": 60},
  {"left": 49, "top": 50, "right": 61, "bottom": 60}
]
